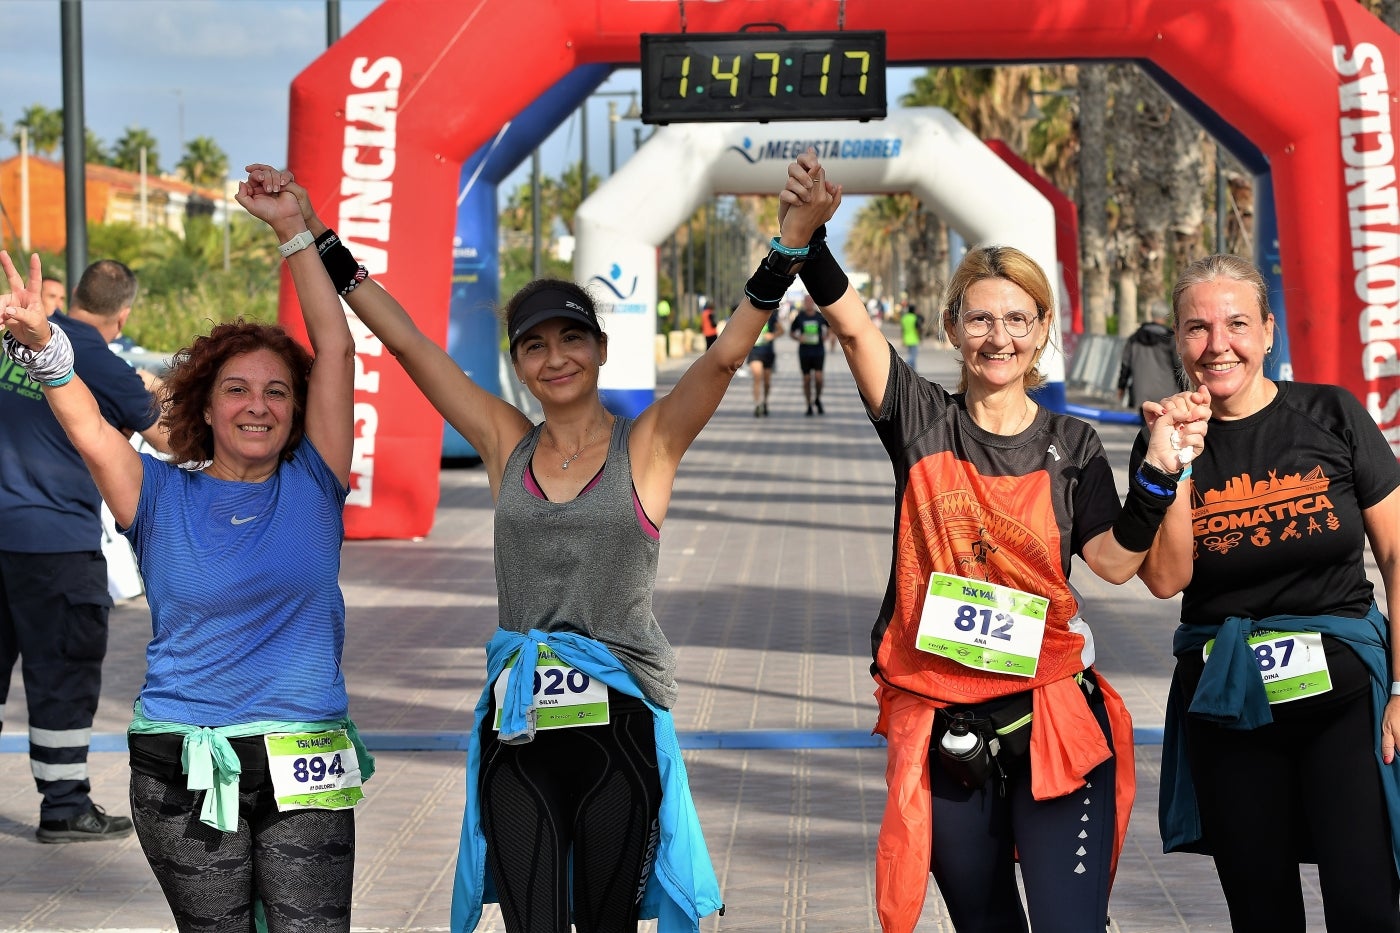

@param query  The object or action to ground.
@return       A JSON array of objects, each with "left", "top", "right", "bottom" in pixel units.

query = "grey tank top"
[{"left": 494, "top": 416, "right": 679, "bottom": 708}]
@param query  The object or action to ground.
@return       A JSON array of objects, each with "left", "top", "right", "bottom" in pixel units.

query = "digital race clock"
[{"left": 640, "top": 30, "right": 887, "bottom": 124}]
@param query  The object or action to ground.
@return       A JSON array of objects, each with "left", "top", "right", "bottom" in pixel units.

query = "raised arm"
[
  {"left": 0, "top": 251, "right": 144, "bottom": 524},
  {"left": 240, "top": 165, "right": 356, "bottom": 485},
  {"left": 629, "top": 158, "right": 840, "bottom": 509},
  {"left": 282, "top": 179, "right": 530, "bottom": 488},
  {"left": 781, "top": 151, "right": 890, "bottom": 411},
  {"left": 1082, "top": 390, "right": 1210, "bottom": 585}
]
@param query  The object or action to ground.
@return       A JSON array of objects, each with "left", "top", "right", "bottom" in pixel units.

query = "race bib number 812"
[{"left": 915, "top": 572, "right": 1049, "bottom": 677}]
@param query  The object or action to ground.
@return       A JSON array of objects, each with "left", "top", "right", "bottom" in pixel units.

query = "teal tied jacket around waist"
[
  {"left": 1160, "top": 603, "right": 1400, "bottom": 872},
  {"left": 451, "top": 628, "right": 723, "bottom": 932}
]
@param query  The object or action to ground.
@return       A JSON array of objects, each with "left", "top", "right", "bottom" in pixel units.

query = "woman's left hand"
[
  {"left": 1142, "top": 387, "right": 1211, "bottom": 473},
  {"left": 777, "top": 149, "right": 842, "bottom": 244},
  {"left": 0, "top": 251, "right": 53, "bottom": 351},
  {"left": 236, "top": 164, "right": 304, "bottom": 232},
  {"left": 1383, "top": 696, "right": 1400, "bottom": 764}
]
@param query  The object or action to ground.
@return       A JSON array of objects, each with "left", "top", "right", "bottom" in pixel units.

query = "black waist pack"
[{"left": 934, "top": 690, "right": 1035, "bottom": 792}]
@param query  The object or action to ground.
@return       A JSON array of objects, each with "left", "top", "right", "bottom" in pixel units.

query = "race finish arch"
[
  {"left": 283, "top": 0, "right": 1398, "bottom": 539},
  {"left": 573, "top": 108, "right": 1064, "bottom": 414}
]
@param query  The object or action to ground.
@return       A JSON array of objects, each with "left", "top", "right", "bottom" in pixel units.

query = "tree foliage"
[
  {"left": 10, "top": 104, "right": 63, "bottom": 156},
  {"left": 176, "top": 136, "right": 229, "bottom": 188},
  {"left": 113, "top": 126, "right": 161, "bottom": 174}
]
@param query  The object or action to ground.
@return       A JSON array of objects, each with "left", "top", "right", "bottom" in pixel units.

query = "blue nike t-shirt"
[{"left": 124, "top": 443, "right": 351, "bottom": 725}]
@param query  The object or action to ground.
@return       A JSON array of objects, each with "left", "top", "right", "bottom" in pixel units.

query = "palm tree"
[
  {"left": 11, "top": 104, "right": 63, "bottom": 156},
  {"left": 847, "top": 195, "right": 921, "bottom": 311},
  {"left": 1078, "top": 66, "right": 1111, "bottom": 335},
  {"left": 85, "top": 127, "right": 112, "bottom": 165},
  {"left": 113, "top": 126, "right": 160, "bottom": 174},
  {"left": 176, "top": 136, "right": 228, "bottom": 188}
]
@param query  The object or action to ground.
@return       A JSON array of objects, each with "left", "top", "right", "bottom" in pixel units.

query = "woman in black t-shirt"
[{"left": 1140, "top": 253, "right": 1400, "bottom": 933}]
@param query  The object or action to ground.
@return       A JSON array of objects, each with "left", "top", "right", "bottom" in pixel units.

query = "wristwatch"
[
  {"left": 278, "top": 229, "right": 316, "bottom": 258},
  {"left": 767, "top": 240, "right": 812, "bottom": 274}
]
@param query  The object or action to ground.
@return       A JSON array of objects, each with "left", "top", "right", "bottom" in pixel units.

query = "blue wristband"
[
  {"left": 769, "top": 236, "right": 811, "bottom": 258},
  {"left": 1133, "top": 465, "right": 1176, "bottom": 499},
  {"left": 42, "top": 368, "right": 75, "bottom": 388},
  {"left": 1180, "top": 464, "right": 1193, "bottom": 481}
]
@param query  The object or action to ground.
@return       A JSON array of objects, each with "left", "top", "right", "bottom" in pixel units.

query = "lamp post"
[{"left": 579, "top": 90, "right": 640, "bottom": 200}]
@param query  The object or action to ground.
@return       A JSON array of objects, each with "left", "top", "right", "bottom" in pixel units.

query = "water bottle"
[{"left": 940, "top": 712, "right": 984, "bottom": 761}]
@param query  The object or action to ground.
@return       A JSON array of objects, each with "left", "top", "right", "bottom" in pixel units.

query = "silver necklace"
[
  {"left": 545, "top": 418, "right": 604, "bottom": 470},
  {"left": 1013, "top": 398, "right": 1035, "bottom": 435}
]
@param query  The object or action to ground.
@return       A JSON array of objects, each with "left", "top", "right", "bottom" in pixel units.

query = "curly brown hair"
[{"left": 158, "top": 321, "right": 313, "bottom": 466}]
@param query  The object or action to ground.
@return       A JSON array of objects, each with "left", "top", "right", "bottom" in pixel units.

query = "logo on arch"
[{"left": 590, "top": 263, "right": 638, "bottom": 300}]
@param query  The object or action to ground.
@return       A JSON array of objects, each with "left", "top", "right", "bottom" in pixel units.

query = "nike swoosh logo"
[{"left": 231, "top": 515, "right": 258, "bottom": 525}]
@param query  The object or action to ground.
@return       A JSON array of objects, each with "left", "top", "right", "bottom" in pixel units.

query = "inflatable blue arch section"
[{"left": 444, "top": 65, "right": 611, "bottom": 458}]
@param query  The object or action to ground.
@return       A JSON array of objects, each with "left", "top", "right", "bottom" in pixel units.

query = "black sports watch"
[{"left": 762, "top": 249, "right": 806, "bottom": 277}]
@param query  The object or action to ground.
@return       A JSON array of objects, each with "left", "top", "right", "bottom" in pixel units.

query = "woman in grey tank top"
[{"left": 282, "top": 169, "right": 842, "bottom": 932}]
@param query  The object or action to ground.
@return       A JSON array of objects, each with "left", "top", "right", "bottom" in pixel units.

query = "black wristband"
[
  {"left": 314, "top": 229, "right": 361, "bottom": 293},
  {"left": 745, "top": 259, "right": 796, "bottom": 311},
  {"left": 1111, "top": 480, "right": 1174, "bottom": 552},
  {"left": 1136, "top": 460, "right": 1181, "bottom": 492},
  {"left": 799, "top": 238, "right": 850, "bottom": 307}
]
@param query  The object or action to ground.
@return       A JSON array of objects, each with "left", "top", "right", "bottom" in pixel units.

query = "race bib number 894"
[{"left": 264, "top": 730, "right": 364, "bottom": 812}]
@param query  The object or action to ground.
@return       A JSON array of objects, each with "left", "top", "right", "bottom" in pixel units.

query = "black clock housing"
[{"left": 640, "top": 30, "right": 887, "bottom": 124}]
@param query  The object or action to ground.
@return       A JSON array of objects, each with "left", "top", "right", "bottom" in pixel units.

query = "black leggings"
[
  {"left": 479, "top": 701, "right": 662, "bottom": 933},
  {"left": 128, "top": 736, "right": 355, "bottom": 933},
  {"left": 1187, "top": 690, "right": 1400, "bottom": 933},
  {"left": 929, "top": 694, "right": 1117, "bottom": 933}
]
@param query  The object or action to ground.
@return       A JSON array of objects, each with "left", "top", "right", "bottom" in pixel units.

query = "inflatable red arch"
[{"left": 282, "top": 0, "right": 1399, "bottom": 539}]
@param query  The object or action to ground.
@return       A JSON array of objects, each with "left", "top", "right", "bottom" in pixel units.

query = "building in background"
[{"left": 0, "top": 155, "right": 227, "bottom": 253}]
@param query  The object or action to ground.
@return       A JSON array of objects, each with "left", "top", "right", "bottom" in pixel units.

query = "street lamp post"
[{"left": 579, "top": 91, "right": 640, "bottom": 201}]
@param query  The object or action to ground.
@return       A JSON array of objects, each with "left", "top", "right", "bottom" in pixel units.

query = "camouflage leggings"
[{"left": 129, "top": 769, "right": 355, "bottom": 933}]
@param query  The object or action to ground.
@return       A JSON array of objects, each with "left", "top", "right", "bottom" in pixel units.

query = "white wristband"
[
  {"left": 278, "top": 229, "right": 315, "bottom": 258},
  {"left": 1390, "top": 681, "right": 1400, "bottom": 696}
]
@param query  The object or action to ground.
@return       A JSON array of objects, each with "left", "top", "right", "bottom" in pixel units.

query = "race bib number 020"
[
  {"left": 915, "top": 573, "right": 1049, "bottom": 678},
  {"left": 264, "top": 730, "right": 364, "bottom": 812},
  {"left": 1203, "top": 630, "right": 1332, "bottom": 704},
  {"left": 493, "top": 647, "right": 611, "bottom": 731}
]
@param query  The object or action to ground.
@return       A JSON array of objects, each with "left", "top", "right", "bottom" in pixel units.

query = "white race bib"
[
  {"left": 1203, "top": 630, "right": 1332, "bottom": 704},
  {"left": 493, "top": 647, "right": 611, "bottom": 731},
  {"left": 264, "top": 730, "right": 364, "bottom": 812},
  {"left": 915, "top": 573, "right": 1049, "bottom": 678}
]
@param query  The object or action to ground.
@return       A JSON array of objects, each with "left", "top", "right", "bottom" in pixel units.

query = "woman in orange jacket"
[{"left": 779, "top": 150, "right": 1208, "bottom": 932}]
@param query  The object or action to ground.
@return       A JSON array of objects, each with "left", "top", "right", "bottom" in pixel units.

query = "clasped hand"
[
  {"left": 1142, "top": 388, "right": 1212, "bottom": 474},
  {"left": 777, "top": 149, "right": 842, "bottom": 243}
]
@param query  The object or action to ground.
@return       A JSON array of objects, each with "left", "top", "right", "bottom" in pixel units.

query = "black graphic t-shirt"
[{"left": 1139, "top": 382, "right": 1400, "bottom": 628}]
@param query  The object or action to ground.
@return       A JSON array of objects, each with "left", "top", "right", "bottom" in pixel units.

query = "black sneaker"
[
  {"left": 814, "top": 398, "right": 824, "bottom": 415},
  {"left": 36, "top": 804, "right": 134, "bottom": 843}
]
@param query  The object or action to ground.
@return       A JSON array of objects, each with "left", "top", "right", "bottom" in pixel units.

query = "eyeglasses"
[{"left": 960, "top": 310, "right": 1042, "bottom": 338}]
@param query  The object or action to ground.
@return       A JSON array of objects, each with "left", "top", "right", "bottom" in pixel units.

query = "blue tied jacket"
[
  {"left": 451, "top": 628, "right": 723, "bottom": 932},
  {"left": 1161, "top": 603, "right": 1400, "bottom": 872}
]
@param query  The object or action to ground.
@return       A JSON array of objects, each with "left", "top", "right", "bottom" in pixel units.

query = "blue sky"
[{"left": 2, "top": 1, "right": 923, "bottom": 250}]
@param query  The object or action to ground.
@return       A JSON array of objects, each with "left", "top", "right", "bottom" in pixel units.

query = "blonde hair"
[
  {"left": 941, "top": 246, "right": 1055, "bottom": 392},
  {"left": 1171, "top": 254, "right": 1270, "bottom": 324}
]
